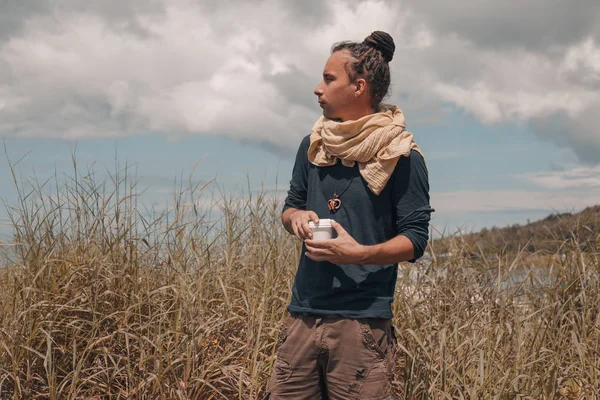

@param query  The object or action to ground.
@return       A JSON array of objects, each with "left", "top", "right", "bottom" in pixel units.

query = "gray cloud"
[
  {"left": 0, "top": 0, "right": 167, "bottom": 40},
  {"left": 0, "top": 0, "right": 599, "bottom": 163},
  {"left": 286, "top": 0, "right": 330, "bottom": 26},
  {"left": 409, "top": 0, "right": 600, "bottom": 51},
  {"left": 265, "top": 65, "right": 317, "bottom": 111},
  {"left": 530, "top": 106, "right": 600, "bottom": 164},
  {"left": 0, "top": 0, "right": 49, "bottom": 40}
]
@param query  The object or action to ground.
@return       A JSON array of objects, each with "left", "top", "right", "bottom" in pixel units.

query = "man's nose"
[{"left": 314, "top": 82, "right": 323, "bottom": 96}]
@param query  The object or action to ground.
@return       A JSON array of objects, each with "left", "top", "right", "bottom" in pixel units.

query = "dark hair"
[{"left": 331, "top": 31, "right": 395, "bottom": 110}]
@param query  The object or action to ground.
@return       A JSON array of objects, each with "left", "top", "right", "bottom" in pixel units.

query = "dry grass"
[{"left": 1, "top": 159, "right": 599, "bottom": 399}]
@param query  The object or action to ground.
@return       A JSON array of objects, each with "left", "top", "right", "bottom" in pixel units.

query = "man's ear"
[{"left": 354, "top": 78, "right": 367, "bottom": 97}]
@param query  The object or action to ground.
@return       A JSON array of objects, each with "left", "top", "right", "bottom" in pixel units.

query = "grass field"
[{"left": 1, "top": 163, "right": 599, "bottom": 399}]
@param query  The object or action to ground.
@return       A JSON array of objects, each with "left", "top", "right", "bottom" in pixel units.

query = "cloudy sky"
[{"left": 1, "top": 0, "right": 600, "bottom": 238}]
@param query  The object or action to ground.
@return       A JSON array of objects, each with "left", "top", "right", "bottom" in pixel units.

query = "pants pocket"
[
  {"left": 275, "top": 314, "right": 294, "bottom": 354},
  {"left": 270, "top": 315, "right": 296, "bottom": 388},
  {"left": 354, "top": 319, "right": 394, "bottom": 398},
  {"left": 359, "top": 319, "right": 399, "bottom": 383},
  {"left": 358, "top": 319, "right": 390, "bottom": 361},
  {"left": 272, "top": 358, "right": 293, "bottom": 383}
]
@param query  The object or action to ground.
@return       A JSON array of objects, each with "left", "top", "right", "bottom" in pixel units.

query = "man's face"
[{"left": 314, "top": 50, "right": 358, "bottom": 121}]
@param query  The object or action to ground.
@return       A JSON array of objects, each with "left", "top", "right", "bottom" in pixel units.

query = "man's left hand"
[{"left": 304, "top": 220, "right": 366, "bottom": 264}]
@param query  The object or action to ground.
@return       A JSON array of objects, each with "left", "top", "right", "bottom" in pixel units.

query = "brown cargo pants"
[{"left": 267, "top": 313, "right": 398, "bottom": 400}]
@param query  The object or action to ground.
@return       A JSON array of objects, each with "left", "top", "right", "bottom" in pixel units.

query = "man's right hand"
[{"left": 284, "top": 209, "right": 320, "bottom": 241}]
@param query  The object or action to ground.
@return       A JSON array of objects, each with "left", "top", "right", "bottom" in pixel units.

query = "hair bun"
[{"left": 363, "top": 31, "right": 395, "bottom": 62}]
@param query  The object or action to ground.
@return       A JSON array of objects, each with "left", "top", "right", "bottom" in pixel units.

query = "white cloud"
[
  {"left": 431, "top": 189, "right": 600, "bottom": 214},
  {"left": 0, "top": 0, "right": 315, "bottom": 145},
  {"left": 562, "top": 38, "right": 600, "bottom": 86},
  {"left": 0, "top": 0, "right": 599, "bottom": 162},
  {"left": 525, "top": 165, "right": 600, "bottom": 190}
]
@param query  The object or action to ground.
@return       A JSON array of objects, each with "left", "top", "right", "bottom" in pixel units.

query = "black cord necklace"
[{"left": 328, "top": 175, "right": 355, "bottom": 214}]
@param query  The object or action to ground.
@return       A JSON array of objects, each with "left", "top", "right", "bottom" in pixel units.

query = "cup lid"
[{"left": 308, "top": 219, "right": 332, "bottom": 228}]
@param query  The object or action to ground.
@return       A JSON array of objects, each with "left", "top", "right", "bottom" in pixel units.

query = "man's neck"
[{"left": 340, "top": 105, "right": 377, "bottom": 122}]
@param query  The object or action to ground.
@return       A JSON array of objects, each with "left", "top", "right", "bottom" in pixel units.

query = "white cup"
[{"left": 308, "top": 219, "right": 333, "bottom": 240}]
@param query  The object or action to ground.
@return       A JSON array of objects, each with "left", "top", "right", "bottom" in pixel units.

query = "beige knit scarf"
[{"left": 307, "top": 104, "right": 424, "bottom": 195}]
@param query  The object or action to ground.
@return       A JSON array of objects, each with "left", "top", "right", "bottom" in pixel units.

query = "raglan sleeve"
[
  {"left": 391, "top": 150, "right": 434, "bottom": 262},
  {"left": 282, "top": 135, "right": 311, "bottom": 214}
]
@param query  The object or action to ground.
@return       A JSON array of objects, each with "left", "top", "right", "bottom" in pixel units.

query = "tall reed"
[{"left": 1, "top": 160, "right": 598, "bottom": 399}]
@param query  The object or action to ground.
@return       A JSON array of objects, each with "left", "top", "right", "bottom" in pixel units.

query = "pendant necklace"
[{"left": 328, "top": 175, "right": 355, "bottom": 214}]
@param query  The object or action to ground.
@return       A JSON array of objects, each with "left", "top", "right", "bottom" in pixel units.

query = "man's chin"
[{"left": 322, "top": 110, "right": 336, "bottom": 120}]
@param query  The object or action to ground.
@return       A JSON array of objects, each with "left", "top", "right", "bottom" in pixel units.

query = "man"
[{"left": 268, "top": 31, "right": 433, "bottom": 399}]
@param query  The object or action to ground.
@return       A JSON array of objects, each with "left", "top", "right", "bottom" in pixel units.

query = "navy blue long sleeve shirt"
[{"left": 283, "top": 135, "right": 433, "bottom": 318}]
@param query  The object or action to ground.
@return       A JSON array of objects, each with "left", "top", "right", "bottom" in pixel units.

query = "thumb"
[
  {"left": 331, "top": 219, "right": 346, "bottom": 235},
  {"left": 308, "top": 211, "right": 319, "bottom": 223}
]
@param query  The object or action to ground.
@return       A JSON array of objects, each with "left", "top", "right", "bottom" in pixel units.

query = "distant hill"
[{"left": 432, "top": 205, "right": 600, "bottom": 256}]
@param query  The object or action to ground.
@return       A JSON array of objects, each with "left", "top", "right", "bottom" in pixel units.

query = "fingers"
[
  {"left": 291, "top": 219, "right": 302, "bottom": 241},
  {"left": 305, "top": 252, "right": 318, "bottom": 261},
  {"left": 300, "top": 211, "right": 319, "bottom": 240},
  {"left": 292, "top": 216, "right": 312, "bottom": 241},
  {"left": 295, "top": 211, "right": 320, "bottom": 240},
  {"left": 305, "top": 240, "right": 335, "bottom": 263},
  {"left": 305, "top": 243, "right": 329, "bottom": 255},
  {"left": 291, "top": 217, "right": 304, "bottom": 241},
  {"left": 304, "top": 239, "right": 330, "bottom": 248},
  {"left": 294, "top": 219, "right": 309, "bottom": 241},
  {"left": 305, "top": 251, "right": 328, "bottom": 262},
  {"left": 289, "top": 210, "right": 323, "bottom": 241},
  {"left": 302, "top": 219, "right": 313, "bottom": 240}
]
